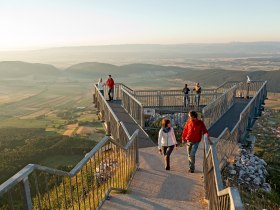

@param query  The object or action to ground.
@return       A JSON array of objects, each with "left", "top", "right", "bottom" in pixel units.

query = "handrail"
[
  {"left": 1, "top": 80, "right": 267, "bottom": 210},
  {"left": 202, "top": 80, "right": 267, "bottom": 210},
  {"left": 203, "top": 136, "right": 244, "bottom": 210},
  {"left": 203, "top": 84, "right": 238, "bottom": 113},
  {"left": 214, "top": 81, "right": 267, "bottom": 165},
  {"left": 0, "top": 128, "right": 139, "bottom": 196},
  {"left": 135, "top": 92, "right": 218, "bottom": 97},
  {"left": 94, "top": 84, "right": 120, "bottom": 122},
  {"left": 0, "top": 135, "right": 109, "bottom": 197},
  {"left": 239, "top": 81, "right": 267, "bottom": 117},
  {"left": 203, "top": 83, "right": 238, "bottom": 129},
  {"left": 1, "top": 83, "right": 140, "bottom": 210},
  {"left": 133, "top": 88, "right": 216, "bottom": 94},
  {"left": 121, "top": 87, "right": 144, "bottom": 127},
  {"left": 121, "top": 87, "right": 143, "bottom": 107},
  {"left": 120, "top": 83, "right": 134, "bottom": 93}
]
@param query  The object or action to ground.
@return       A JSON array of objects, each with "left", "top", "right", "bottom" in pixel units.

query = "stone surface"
[
  {"left": 227, "top": 145, "right": 271, "bottom": 193},
  {"left": 229, "top": 170, "right": 237, "bottom": 175}
]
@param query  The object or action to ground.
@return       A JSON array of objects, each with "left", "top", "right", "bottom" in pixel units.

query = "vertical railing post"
[
  {"left": 136, "top": 136, "right": 139, "bottom": 166},
  {"left": 106, "top": 121, "right": 111, "bottom": 136},
  {"left": 157, "top": 91, "right": 160, "bottom": 108},
  {"left": 22, "top": 177, "right": 32, "bottom": 210},
  {"left": 140, "top": 105, "right": 144, "bottom": 128}
]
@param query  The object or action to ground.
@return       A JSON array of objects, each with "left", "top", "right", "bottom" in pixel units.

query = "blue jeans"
[
  {"left": 100, "top": 90, "right": 104, "bottom": 96},
  {"left": 184, "top": 94, "right": 190, "bottom": 107},
  {"left": 195, "top": 94, "right": 201, "bottom": 107},
  {"left": 186, "top": 141, "right": 200, "bottom": 171}
]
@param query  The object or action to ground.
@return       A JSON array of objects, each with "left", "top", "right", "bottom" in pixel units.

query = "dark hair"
[
  {"left": 161, "top": 119, "right": 171, "bottom": 127},
  {"left": 189, "top": 111, "right": 198, "bottom": 118},
  {"left": 109, "top": 75, "right": 112, "bottom": 77},
  {"left": 185, "top": 84, "right": 188, "bottom": 86}
]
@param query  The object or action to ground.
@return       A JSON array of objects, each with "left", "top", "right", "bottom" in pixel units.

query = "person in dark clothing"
[
  {"left": 106, "top": 75, "right": 115, "bottom": 101},
  {"left": 158, "top": 119, "right": 178, "bottom": 170},
  {"left": 182, "top": 84, "right": 190, "bottom": 108}
]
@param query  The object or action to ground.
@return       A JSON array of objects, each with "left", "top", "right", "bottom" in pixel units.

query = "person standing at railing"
[
  {"left": 158, "top": 119, "right": 178, "bottom": 170},
  {"left": 106, "top": 75, "right": 115, "bottom": 101},
  {"left": 182, "top": 84, "right": 190, "bottom": 108},
  {"left": 193, "top": 83, "right": 201, "bottom": 108},
  {"left": 182, "top": 111, "right": 213, "bottom": 173},
  {"left": 97, "top": 78, "right": 105, "bottom": 96}
]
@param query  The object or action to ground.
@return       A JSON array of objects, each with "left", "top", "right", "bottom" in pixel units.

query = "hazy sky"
[{"left": 1, "top": 0, "right": 280, "bottom": 50}]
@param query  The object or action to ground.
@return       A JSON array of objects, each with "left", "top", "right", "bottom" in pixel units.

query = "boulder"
[
  {"left": 229, "top": 169, "right": 237, "bottom": 175},
  {"left": 263, "top": 183, "right": 272, "bottom": 193},
  {"left": 253, "top": 177, "right": 261, "bottom": 186},
  {"left": 260, "top": 159, "right": 267, "bottom": 166}
]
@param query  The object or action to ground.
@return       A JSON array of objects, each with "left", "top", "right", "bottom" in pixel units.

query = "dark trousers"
[
  {"left": 108, "top": 88, "right": 114, "bottom": 101},
  {"left": 184, "top": 94, "right": 190, "bottom": 108},
  {"left": 162, "top": 145, "right": 174, "bottom": 170}
]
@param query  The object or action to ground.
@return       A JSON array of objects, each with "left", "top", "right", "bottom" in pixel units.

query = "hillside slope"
[
  {"left": 66, "top": 62, "right": 280, "bottom": 91},
  {"left": 0, "top": 61, "right": 60, "bottom": 79},
  {"left": 0, "top": 61, "right": 279, "bottom": 91}
]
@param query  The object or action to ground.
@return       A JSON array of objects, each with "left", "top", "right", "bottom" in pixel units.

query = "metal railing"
[
  {"left": 203, "top": 84, "right": 238, "bottom": 129},
  {"left": 0, "top": 85, "right": 140, "bottom": 210},
  {"left": 202, "top": 80, "right": 267, "bottom": 210},
  {"left": 0, "top": 133, "right": 139, "bottom": 210},
  {"left": 102, "top": 83, "right": 132, "bottom": 101},
  {"left": 121, "top": 87, "right": 145, "bottom": 127},
  {"left": 235, "top": 80, "right": 265, "bottom": 99},
  {"left": 134, "top": 88, "right": 216, "bottom": 96},
  {"left": 203, "top": 136, "right": 243, "bottom": 210},
  {"left": 215, "top": 81, "right": 267, "bottom": 166},
  {"left": 93, "top": 84, "right": 121, "bottom": 140},
  {"left": 99, "top": 83, "right": 223, "bottom": 114},
  {"left": 134, "top": 89, "right": 219, "bottom": 111},
  {"left": 216, "top": 81, "right": 240, "bottom": 94},
  {"left": 1, "top": 80, "right": 267, "bottom": 210}
]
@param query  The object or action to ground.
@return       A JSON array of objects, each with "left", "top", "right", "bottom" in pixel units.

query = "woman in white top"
[
  {"left": 158, "top": 119, "right": 178, "bottom": 170},
  {"left": 97, "top": 78, "right": 105, "bottom": 96}
]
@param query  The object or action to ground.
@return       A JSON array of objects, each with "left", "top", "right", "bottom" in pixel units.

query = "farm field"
[
  {"left": 266, "top": 92, "right": 280, "bottom": 110},
  {"left": 0, "top": 80, "right": 104, "bottom": 184}
]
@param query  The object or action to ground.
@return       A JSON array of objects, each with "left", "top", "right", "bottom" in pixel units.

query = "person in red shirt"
[
  {"left": 106, "top": 75, "right": 115, "bottom": 101},
  {"left": 182, "top": 111, "right": 213, "bottom": 173}
]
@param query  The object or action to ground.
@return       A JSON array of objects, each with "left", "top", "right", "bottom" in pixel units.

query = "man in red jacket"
[
  {"left": 182, "top": 111, "right": 212, "bottom": 173},
  {"left": 106, "top": 75, "right": 115, "bottom": 101}
]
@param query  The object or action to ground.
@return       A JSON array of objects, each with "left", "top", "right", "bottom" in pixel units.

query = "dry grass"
[
  {"left": 265, "top": 92, "right": 280, "bottom": 110},
  {"left": 76, "top": 126, "right": 94, "bottom": 135},
  {"left": 19, "top": 108, "right": 51, "bottom": 119},
  {"left": 63, "top": 123, "right": 78, "bottom": 136}
]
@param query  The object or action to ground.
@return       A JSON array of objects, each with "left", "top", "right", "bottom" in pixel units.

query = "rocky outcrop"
[
  {"left": 145, "top": 113, "right": 188, "bottom": 128},
  {"left": 226, "top": 146, "right": 271, "bottom": 193}
]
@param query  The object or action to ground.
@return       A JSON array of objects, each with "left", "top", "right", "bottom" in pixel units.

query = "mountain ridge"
[{"left": 0, "top": 61, "right": 279, "bottom": 92}]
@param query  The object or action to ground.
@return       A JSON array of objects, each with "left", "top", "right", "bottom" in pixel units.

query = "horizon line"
[{"left": 1, "top": 40, "right": 280, "bottom": 52}]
